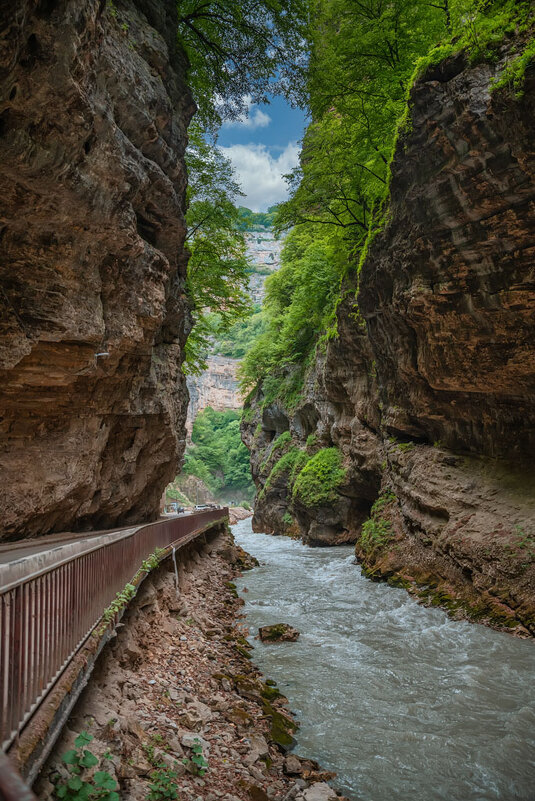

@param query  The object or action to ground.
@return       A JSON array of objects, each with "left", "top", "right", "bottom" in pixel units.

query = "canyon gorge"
[
  {"left": 0, "top": 2, "right": 534, "bottom": 799},
  {"left": 242, "top": 44, "right": 535, "bottom": 635}
]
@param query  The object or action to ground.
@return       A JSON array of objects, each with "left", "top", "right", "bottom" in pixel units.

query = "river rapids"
[{"left": 232, "top": 518, "right": 535, "bottom": 801}]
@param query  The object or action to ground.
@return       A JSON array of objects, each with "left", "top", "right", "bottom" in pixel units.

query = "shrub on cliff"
[
  {"left": 264, "top": 447, "right": 306, "bottom": 491},
  {"left": 292, "top": 448, "right": 346, "bottom": 507},
  {"left": 358, "top": 491, "right": 396, "bottom": 555}
]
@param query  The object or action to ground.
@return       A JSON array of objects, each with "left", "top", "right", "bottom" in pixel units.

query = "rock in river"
[{"left": 259, "top": 624, "right": 300, "bottom": 642}]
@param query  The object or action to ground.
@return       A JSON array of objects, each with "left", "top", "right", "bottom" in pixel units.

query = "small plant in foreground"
[
  {"left": 146, "top": 767, "right": 179, "bottom": 800},
  {"left": 53, "top": 731, "right": 118, "bottom": 801},
  {"left": 189, "top": 738, "right": 208, "bottom": 776}
]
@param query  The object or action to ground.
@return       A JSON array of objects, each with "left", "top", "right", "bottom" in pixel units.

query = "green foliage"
[
  {"left": 190, "top": 739, "right": 209, "bottom": 776},
  {"left": 210, "top": 307, "right": 267, "bottom": 359},
  {"left": 277, "top": 0, "right": 447, "bottom": 240},
  {"left": 184, "top": 123, "right": 251, "bottom": 374},
  {"left": 181, "top": 408, "right": 254, "bottom": 498},
  {"left": 53, "top": 732, "right": 119, "bottom": 801},
  {"left": 272, "top": 431, "right": 292, "bottom": 453},
  {"left": 292, "top": 447, "right": 346, "bottom": 507},
  {"left": 165, "top": 486, "right": 190, "bottom": 505},
  {"left": 306, "top": 433, "right": 318, "bottom": 449},
  {"left": 282, "top": 512, "right": 293, "bottom": 526},
  {"left": 236, "top": 206, "right": 278, "bottom": 231},
  {"left": 264, "top": 447, "right": 307, "bottom": 492},
  {"left": 358, "top": 491, "right": 396, "bottom": 555},
  {"left": 147, "top": 768, "right": 179, "bottom": 800},
  {"left": 100, "top": 583, "right": 136, "bottom": 626},
  {"left": 492, "top": 34, "right": 535, "bottom": 96},
  {"left": 176, "top": 1, "right": 308, "bottom": 130},
  {"left": 239, "top": 227, "right": 342, "bottom": 399}
]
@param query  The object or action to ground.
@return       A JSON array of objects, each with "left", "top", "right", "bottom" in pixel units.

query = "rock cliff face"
[
  {"left": 0, "top": 0, "right": 194, "bottom": 539},
  {"left": 243, "top": 49, "right": 535, "bottom": 633},
  {"left": 186, "top": 356, "right": 241, "bottom": 436}
]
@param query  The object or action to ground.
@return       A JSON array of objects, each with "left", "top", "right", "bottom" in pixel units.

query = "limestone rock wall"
[
  {"left": 243, "top": 47, "right": 535, "bottom": 633},
  {"left": 0, "top": 0, "right": 195, "bottom": 539},
  {"left": 186, "top": 356, "right": 241, "bottom": 436}
]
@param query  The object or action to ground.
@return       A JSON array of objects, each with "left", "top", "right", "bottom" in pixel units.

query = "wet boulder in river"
[{"left": 258, "top": 624, "right": 300, "bottom": 642}]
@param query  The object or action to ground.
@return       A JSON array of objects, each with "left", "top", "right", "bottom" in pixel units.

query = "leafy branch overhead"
[
  {"left": 184, "top": 122, "right": 251, "bottom": 373},
  {"left": 177, "top": 0, "right": 309, "bottom": 128}
]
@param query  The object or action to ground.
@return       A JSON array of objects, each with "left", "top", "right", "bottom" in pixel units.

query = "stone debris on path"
[{"left": 35, "top": 528, "right": 348, "bottom": 801}]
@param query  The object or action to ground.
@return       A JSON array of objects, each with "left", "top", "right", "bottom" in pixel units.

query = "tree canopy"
[
  {"left": 181, "top": 408, "right": 255, "bottom": 498},
  {"left": 184, "top": 122, "right": 251, "bottom": 373},
  {"left": 177, "top": 0, "right": 309, "bottom": 128}
]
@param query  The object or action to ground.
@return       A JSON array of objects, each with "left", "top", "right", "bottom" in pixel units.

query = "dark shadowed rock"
[{"left": 0, "top": 0, "right": 195, "bottom": 539}]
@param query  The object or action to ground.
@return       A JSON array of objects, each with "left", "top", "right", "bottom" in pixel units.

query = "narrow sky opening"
[{"left": 217, "top": 95, "right": 307, "bottom": 212}]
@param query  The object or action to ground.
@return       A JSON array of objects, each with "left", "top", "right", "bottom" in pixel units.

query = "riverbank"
[{"left": 35, "top": 526, "right": 345, "bottom": 801}]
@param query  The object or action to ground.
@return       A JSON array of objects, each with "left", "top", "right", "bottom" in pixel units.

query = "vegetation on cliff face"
[
  {"left": 292, "top": 448, "right": 346, "bottom": 508},
  {"left": 239, "top": 0, "right": 535, "bottom": 406}
]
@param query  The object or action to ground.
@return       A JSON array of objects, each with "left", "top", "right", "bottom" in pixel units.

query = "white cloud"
[
  {"left": 221, "top": 95, "right": 271, "bottom": 130},
  {"left": 219, "top": 142, "right": 300, "bottom": 212}
]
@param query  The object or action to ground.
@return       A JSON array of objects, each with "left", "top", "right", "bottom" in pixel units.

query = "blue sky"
[{"left": 217, "top": 95, "right": 307, "bottom": 212}]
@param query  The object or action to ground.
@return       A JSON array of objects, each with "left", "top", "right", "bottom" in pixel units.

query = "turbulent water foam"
[{"left": 232, "top": 519, "right": 535, "bottom": 801}]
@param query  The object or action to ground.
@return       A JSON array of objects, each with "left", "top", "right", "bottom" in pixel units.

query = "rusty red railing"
[{"left": 0, "top": 509, "right": 227, "bottom": 752}]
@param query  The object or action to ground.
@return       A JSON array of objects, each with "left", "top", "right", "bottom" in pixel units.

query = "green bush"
[
  {"left": 264, "top": 447, "right": 306, "bottom": 491},
  {"left": 358, "top": 491, "right": 396, "bottom": 555},
  {"left": 179, "top": 408, "right": 254, "bottom": 498},
  {"left": 292, "top": 448, "right": 346, "bottom": 507},
  {"left": 272, "top": 431, "right": 292, "bottom": 452}
]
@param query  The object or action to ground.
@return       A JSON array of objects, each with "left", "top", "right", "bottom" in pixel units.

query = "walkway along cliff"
[
  {"left": 242, "top": 47, "right": 535, "bottom": 636},
  {"left": 0, "top": 0, "right": 195, "bottom": 540}
]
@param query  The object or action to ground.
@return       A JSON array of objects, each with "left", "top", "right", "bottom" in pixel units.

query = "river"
[{"left": 232, "top": 518, "right": 535, "bottom": 801}]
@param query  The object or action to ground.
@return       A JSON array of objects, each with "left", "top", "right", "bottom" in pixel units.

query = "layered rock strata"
[
  {"left": 243, "top": 47, "right": 535, "bottom": 634},
  {"left": 0, "top": 0, "right": 194, "bottom": 539}
]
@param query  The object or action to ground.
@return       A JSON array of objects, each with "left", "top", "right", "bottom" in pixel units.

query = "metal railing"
[{"left": 0, "top": 509, "right": 227, "bottom": 751}]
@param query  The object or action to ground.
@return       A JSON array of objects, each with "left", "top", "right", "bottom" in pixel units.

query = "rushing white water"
[{"left": 232, "top": 518, "right": 535, "bottom": 801}]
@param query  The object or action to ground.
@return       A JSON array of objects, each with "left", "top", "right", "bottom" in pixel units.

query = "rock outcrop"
[
  {"left": 0, "top": 0, "right": 195, "bottom": 539},
  {"left": 243, "top": 47, "right": 535, "bottom": 634},
  {"left": 186, "top": 356, "right": 241, "bottom": 436}
]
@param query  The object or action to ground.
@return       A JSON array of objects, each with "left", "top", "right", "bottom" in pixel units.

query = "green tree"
[
  {"left": 184, "top": 122, "right": 251, "bottom": 373},
  {"left": 177, "top": 0, "right": 309, "bottom": 128},
  {"left": 180, "top": 408, "right": 255, "bottom": 498}
]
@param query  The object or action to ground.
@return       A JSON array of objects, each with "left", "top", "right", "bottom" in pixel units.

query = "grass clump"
[{"left": 292, "top": 447, "right": 346, "bottom": 508}]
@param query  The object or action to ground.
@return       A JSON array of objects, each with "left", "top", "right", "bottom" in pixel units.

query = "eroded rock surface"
[
  {"left": 0, "top": 0, "right": 194, "bottom": 539},
  {"left": 243, "top": 48, "right": 535, "bottom": 633}
]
